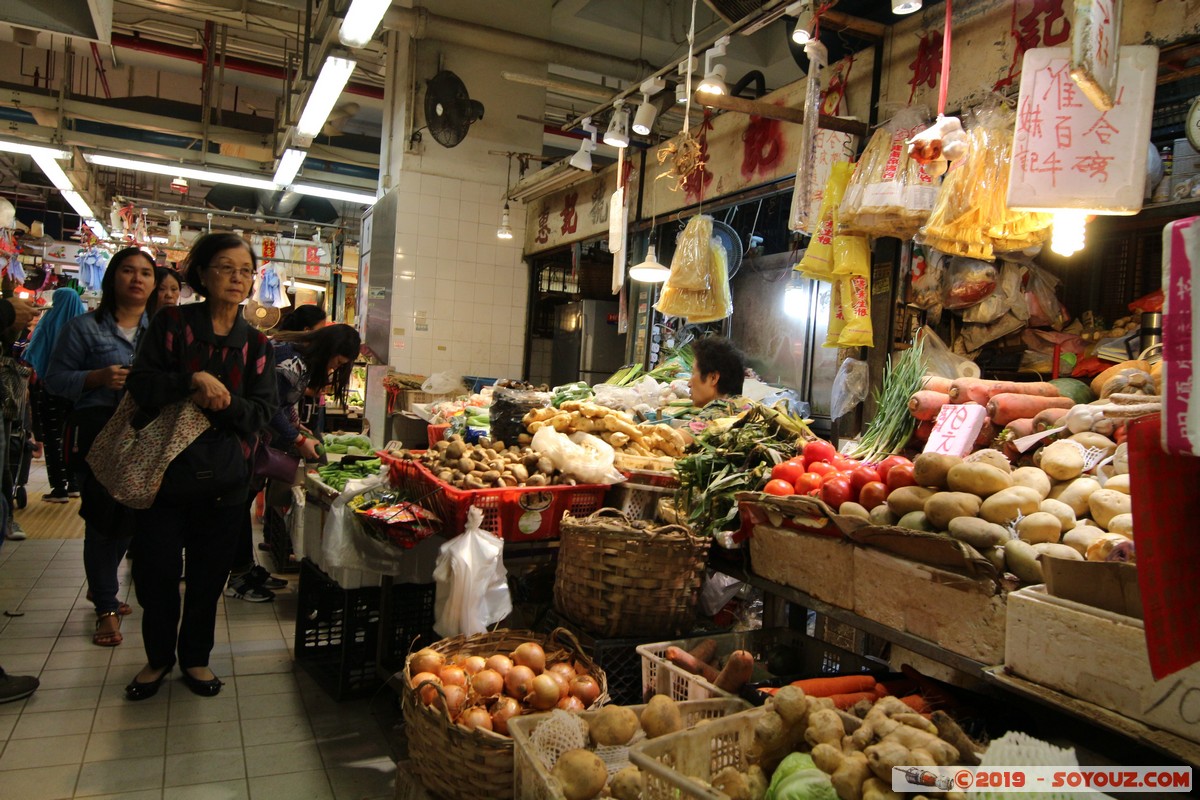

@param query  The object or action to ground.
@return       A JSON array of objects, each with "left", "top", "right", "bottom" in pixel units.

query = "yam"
[
  {"left": 1005, "top": 539, "right": 1044, "bottom": 583},
  {"left": 887, "top": 487, "right": 936, "bottom": 517},
  {"left": 1041, "top": 440, "right": 1085, "bottom": 481},
  {"left": 1088, "top": 489, "right": 1132, "bottom": 530},
  {"left": 1039, "top": 498, "right": 1077, "bottom": 532},
  {"left": 949, "top": 517, "right": 1011, "bottom": 549},
  {"left": 923, "top": 492, "right": 982, "bottom": 530},
  {"left": 980, "top": 486, "right": 1042, "bottom": 525},
  {"left": 1048, "top": 477, "right": 1101, "bottom": 517},
  {"left": 912, "top": 453, "right": 962, "bottom": 489},
  {"left": 1011, "top": 466, "right": 1052, "bottom": 500},
  {"left": 946, "top": 463, "right": 1012, "bottom": 497},
  {"left": 1017, "top": 512, "right": 1062, "bottom": 545}
]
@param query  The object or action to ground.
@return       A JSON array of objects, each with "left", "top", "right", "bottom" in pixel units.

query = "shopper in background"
[
  {"left": 24, "top": 287, "right": 86, "bottom": 503},
  {"left": 277, "top": 303, "right": 327, "bottom": 332},
  {"left": 45, "top": 248, "right": 154, "bottom": 647},
  {"left": 124, "top": 233, "right": 277, "bottom": 700},
  {"left": 224, "top": 323, "right": 360, "bottom": 602},
  {"left": 149, "top": 267, "right": 182, "bottom": 314},
  {"left": 0, "top": 294, "right": 40, "bottom": 703},
  {"left": 277, "top": 303, "right": 331, "bottom": 441},
  {"left": 688, "top": 336, "right": 750, "bottom": 421}
]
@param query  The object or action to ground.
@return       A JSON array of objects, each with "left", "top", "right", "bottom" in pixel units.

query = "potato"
[
  {"left": 898, "top": 511, "right": 935, "bottom": 531},
  {"left": 609, "top": 766, "right": 642, "bottom": 800},
  {"left": 887, "top": 486, "right": 936, "bottom": 517},
  {"left": 1104, "top": 474, "right": 1131, "bottom": 495},
  {"left": 839, "top": 502, "right": 871, "bottom": 520},
  {"left": 1039, "top": 498, "right": 1077, "bottom": 532},
  {"left": 1108, "top": 513, "right": 1134, "bottom": 536},
  {"left": 980, "top": 486, "right": 1042, "bottom": 525},
  {"left": 924, "top": 492, "right": 982, "bottom": 530},
  {"left": 1063, "top": 525, "right": 1109, "bottom": 555},
  {"left": 966, "top": 448, "right": 1012, "bottom": 473},
  {"left": 1017, "top": 512, "right": 1062, "bottom": 545},
  {"left": 1005, "top": 539, "right": 1044, "bottom": 583},
  {"left": 1069, "top": 432, "right": 1117, "bottom": 458},
  {"left": 1011, "top": 467, "right": 1052, "bottom": 500},
  {"left": 640, "top": 694, "right": 683, "bottom": 739},
  {"left": 1089, "top": 489, "right": 1132, "bottom": 530},
  {"left": 912, "top": 453, "right": 962, "bottom": 489},
  {"left": 1048, "top": 477, "right": 1101, "bottom": 517},
  {"left": 948, "top": 517, "right": 1011, "bottom": 549},
  {"left": 984, "top": 545, "right": 1007, "bottom": 572},
  {"left": 869, "top": 505, "right": 898, "bottom": 526},
  {"left": 1034, "top": 542, "right": 1084, "bottom": 561},
  {"left": 1041, "top": 440, "right": 1085, "bottom": 481},
  {"left": 1113, "top": 442, "right": 1129, "bottom": 475},
  {"left": 589, "top": 706, "right": 640, "bottom": 746},
  {"left": 947, "top": 463, "right": 1013, "bottom": 497},
  {"left": 552, "top": 749, "right": 608, "bottom": 800}
]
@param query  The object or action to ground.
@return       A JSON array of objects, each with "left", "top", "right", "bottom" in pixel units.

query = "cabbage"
[{"left": 766, "top": 753, "right": 838, "bottom": 800}]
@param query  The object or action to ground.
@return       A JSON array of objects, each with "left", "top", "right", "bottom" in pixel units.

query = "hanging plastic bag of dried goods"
[
  {"left": 665, "top": 215, "right": 713, "bottom": 291},
  {"left": 838, "top": 274, "right": 873, "bottom": 347},
  {"left": 797, "top": 161, "right": 854, "bottom": 281},
  {"left": 943, "top": 256, "right": 998, "bottom": 310},
  {"left": 823, "top": 279, "right": 846, "bottom": 348},
  {"left": 684, "top": 237, "right": 733, "bottom": 323},
  {"left": 965, "top": 259, "right": 1029, "bottom": 324},
  {"left": 789, "top": 38, "right": 828, "bottom": 234},
  {"left": 841, "top": 107, "right": 939, "bottom": 239},
  {"left": 910, "top": 243, "right": 945, "bottom": 313}
]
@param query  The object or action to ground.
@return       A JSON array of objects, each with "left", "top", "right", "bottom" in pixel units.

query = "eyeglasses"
[{"left": 207, "top": 264, "right": 255, "bottom": 281}]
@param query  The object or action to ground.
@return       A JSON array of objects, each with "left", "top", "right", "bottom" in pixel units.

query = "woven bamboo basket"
[
  {"left": 554, "top": 508, "right": 711, "bottom": 639},
  {"left": 400, "top": 628, "right": 608, "bottom": 800}
]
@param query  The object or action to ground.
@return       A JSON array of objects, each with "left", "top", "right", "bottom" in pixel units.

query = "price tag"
[{"left": 924, "top": 404, "right": 988, "bottom": 458}]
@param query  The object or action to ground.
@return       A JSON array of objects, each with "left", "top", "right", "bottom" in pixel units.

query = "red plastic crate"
[
  {"left": 427, "top": 424, "right": 450, "bottom": 447},
  {"left": 382, "top": 453, "right": 607, "bottom": 541}
]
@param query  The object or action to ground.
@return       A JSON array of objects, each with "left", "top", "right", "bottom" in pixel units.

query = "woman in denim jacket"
[{"left": 44, "top": 247, "right": 155, "bottom": 647}]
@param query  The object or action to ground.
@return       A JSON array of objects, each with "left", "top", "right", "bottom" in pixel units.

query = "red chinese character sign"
[
  {"left": 1008, "top": 45, "right": 1156, "bottom": 214},
  {"left": 1071, "top": 0, "right": 1122, "bottom": 111}
]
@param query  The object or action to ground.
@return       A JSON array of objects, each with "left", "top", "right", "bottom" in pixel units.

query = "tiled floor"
[{"left": 0, "top": 533, "right": 400, "bottom": 799}]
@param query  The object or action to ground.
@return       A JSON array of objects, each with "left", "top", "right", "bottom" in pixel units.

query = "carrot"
[
  {"left": 908, "top": 390, "right": 951, "bottom": 421},
  {"left": 898, "top": 694, "right": 930, "bottom": 713},
  {"left": 666, "top": 646, "right": 718, "bottom": 681},
  {"left": 713, "top": 650, "right": 755, "bottom": 694},
  {"left": 758, "top": 686, "right": 779, "bottom": 697},
  {"left": 1003, "top": 417, "right": 1035, "bottom": 440},
  {"left": 949, "top": 378, "right": 1062, "bottom": 405},
  {"left": 987, "top": 393, "right": 1075, "bottom": 426},
  {"left": 828, "top": 691, "right": 878, "bottom": 709},
  {"left": 879, "top": 679, "right": 917, "bottom": 697},
  {"left": 874, "top": 683, "right": 889, "bottom": 698},
  {"left": 1032, "top": 407, "right": 1070, "bottom": 432},
  {"left": 789, "top": 675, "right": 878, "bottom": 697},
  {"left": 974, "top": 421, "right": 997, "bottom": 448},
  {"left": 921, "top": 375, "right": 954, "bottom": 394},
  {"left": 688, "top": 638, "right": 718, "bottom": 667}
]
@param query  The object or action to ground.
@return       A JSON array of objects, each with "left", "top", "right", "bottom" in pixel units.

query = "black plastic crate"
[
  {"left": 378, "top": 582, "right": 439, "bottom": 676},
  {"left": 264, "top": 505, "right": 299, "bottom": 574},
  {"left": 294, "top": 559, "right": 436, "bottom": 701},
  {"left": 535, "top": 609, "right": 664, "bottom": 706}
]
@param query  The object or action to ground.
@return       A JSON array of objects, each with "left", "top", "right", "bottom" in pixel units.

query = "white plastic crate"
[
  {"left": 629, "top": 706, "right": 762, "bottom": 800},
  {"left": 606, "top": 481, "right": 676, "bottom": 521}
]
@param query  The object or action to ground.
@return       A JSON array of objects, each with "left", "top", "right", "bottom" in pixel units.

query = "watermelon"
[{"left": 1049, "top": 378, "right": 1095, "bottom": 405}]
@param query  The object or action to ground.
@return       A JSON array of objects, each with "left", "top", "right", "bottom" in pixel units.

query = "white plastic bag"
[
  {"left": 422, "top": 372, "right": 465, "bottom": 395},
  {"left": 830, "top": 358, "right": 869, "bottom": 420},
  {"left": 530, "top": 427, "right": 626, "bottom": 485},
  {"left": 432, "top": 507, "right": 512, "bottom": 638}
]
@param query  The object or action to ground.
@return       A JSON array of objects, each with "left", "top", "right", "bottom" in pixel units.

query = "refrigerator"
[{"left": 551, "top": 300, "right": 627, "bottom": 386}]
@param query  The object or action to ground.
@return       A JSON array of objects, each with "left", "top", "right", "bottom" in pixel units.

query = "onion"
[
  {"left": 491, "top": 696, "right": 521, "bottom": 736},
  {"left": 462, "top": 656, "right": 487, "bottom": 676},
  {"left": 410, "top": 648, "right": 445, "bottom": 677},
  {"left": 569, "top": 675, "right": 601, "bottom": 707},
  {"left": 512, "top": 642, "right": 546, "bottom": 674},
  {"left": 557, "top": 695, "right": 585, "bottom": 712},
  {"left": 544, "top": 668, "right": 569, "bottom": 695},
  {"left": 528, "top": 673, "right": 561, "bottom": 710},
  {"left": 411, "top": 672, "right": 442, "bottom": 706},
  {"left": 471, "top": 669, "right": 504, "bottom": 699},
  {"left": 438, "top": 665, "right": 468, "bottom": 688},
  {"left": 458, "top": 706, "right": 493, "bottom": 732},
  {"left": 505, "top": 665, "right": 536, "bottom": 699},
  {"left": 548, "top": 662, "right": 577, "bottom": 683},
  {"left": 485, "top": 654, "right": 513, "bottom": 677},
  {"left": 433, "top": 684, "right": 467, "bottom": 718}
]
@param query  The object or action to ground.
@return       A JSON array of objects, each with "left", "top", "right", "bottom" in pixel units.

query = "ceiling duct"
[
  {"left": 0, "top": 0, "right": 113, "bottom": 43},
  {"left": 206, "top": 186, "right": 339, "bottom": 224},
  {"left": 255, "top": 189, "right": 303, "bottom": 217},
  {"left": 702, "top": 0, "right": 768, "bottom": 25}
]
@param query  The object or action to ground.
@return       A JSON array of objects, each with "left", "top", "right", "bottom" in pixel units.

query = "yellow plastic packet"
[
  {"left": 837, "top": 274, "right": 873, "bottom": 347},
  {"left": 832, "top": 234, "right": 871, "bottom": 277},
  {"left": 797, "top": 161, "right": 853, "bottom": 281},
  {"left": 824, "top": 279, "right": 846, "bottom": 348}
]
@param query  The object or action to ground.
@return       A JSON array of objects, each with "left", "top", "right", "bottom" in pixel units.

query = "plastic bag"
[
  {"left": 796, "top": 161, "right": 854, "bottom": 281},
  {"left": 699, "top": 572, "right": 745, "bottom": 616},
  {"left": 666, "top": 215, "right": 713, "bottom": 291},
  {"left": 837, "top": 276, "right": 873, "bottom": 347},
  {"left": 322, "top": 470, "right": 443, "bottom": 579},
  {"left": 918, "top": 326, "right": 972, "bottom": 378},
  {"left": 840, "top": 107, "right": 939, "bottom": 238},
  {"left": 830, "top": 358, "right": 869, "bottom": 420},
  {"left": 432, "top": 507, "right": 512, "bottom": 638},
  {"left": 530, "top": 427, "right": 625, "bottom": 485},
  {"left": 655, "top": 235, "right": 732, "bottom": 323},
  {"left": 422, "top": 372, "right": 465, "bottom": 395},
  {"left": 964, "top": 259, "right": 1028, "bottom": 324},
  {"left": 1129, "top": 288, "right": 1163, "bottom": 313},
  {"left": 489, "top": 385, "right": 550, "bottom": 446},
  {"left": 1024, "top": 262, "right": 1070, "bottom": 330},
  {"left": 943, "top": 256, "right": 997, "bottom": 310}
]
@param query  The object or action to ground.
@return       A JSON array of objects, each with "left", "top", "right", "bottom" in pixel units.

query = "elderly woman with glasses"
[{"left": 123, "top": 233, "right": 278, "bottom": 701}]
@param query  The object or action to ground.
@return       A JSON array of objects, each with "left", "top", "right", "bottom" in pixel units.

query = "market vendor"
[{"left": 688, "top": 337, "right": 750, "bottom": 420}]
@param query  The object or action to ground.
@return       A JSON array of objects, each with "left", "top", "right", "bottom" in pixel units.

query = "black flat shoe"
[
  {"left": 125, "top": 668, "right": 170, "bottom": 701},
  {"left": 181, "top": 671, "right": 224, "bottom": 697}
]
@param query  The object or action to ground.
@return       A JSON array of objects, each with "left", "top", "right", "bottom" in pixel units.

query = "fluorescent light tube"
[
  {"left": 85, "top": 219, "right": 110, "bottom": 239},
  {"left": 288, "top": 280, "right": 328, "bottom": 293},
  {"left": 60, "top": 190, "right": 96, "bottom": 220},
  {"left": 85, "top": 153, "right": 278, "bottom": 191},
  {"left": 296, "top": 56, "right": 357, "bottom": 139},
  {"left": 32, "top": 153, "right": 75, "bottom": 192},
  {"left": 273, "top": 148, "right": 307, "bottom": 186},
  {"left": 339, "top": 0, "right": 392, "bottom": 48},
  {"left": 291, "top": 182, "right": 377, "bottom": 205},
  {"left": 0, "top": 139, "right": 70, "bottom": 160}
]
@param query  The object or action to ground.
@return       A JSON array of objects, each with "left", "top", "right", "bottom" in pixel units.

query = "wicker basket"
[
  {"left": 554, "top": 509, "right": 711, "bottom": 639},
  {"left": 629, "top": 706, "right": 762, "bottom": 800},
  {"left": 400, "top": 628, "right": 608, "bottom": 800},
  {"left": 509, "top": 698, "right": 750, "bottom": 800}
]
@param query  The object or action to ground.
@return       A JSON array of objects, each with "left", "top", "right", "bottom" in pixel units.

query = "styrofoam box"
[
  {"left": 1006, "top": 585, "right": 1200, "bottom": 745},
  {"left": 853, "top": 546, "right": 1007, "bottom": 665},
  {"left": 749, "top": 525, "right": 855, "bottom": 608},
  {"left": 1174, "top": 138, "right": 1200, "bottom": 181}
]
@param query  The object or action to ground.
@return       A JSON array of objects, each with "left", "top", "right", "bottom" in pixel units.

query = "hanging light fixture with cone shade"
[
  {"left": 892, "top": 0, "right": 922, "bottom": 13},
  {"left": 629, "top": 244, "right": 669, "bottom": 283},
  {"left": 569, "top": 117, "right": 597, "bottom": 171},
  {"left": 697, "top": 36, "right": 730, "bottom": 96},
  {"left": 603, "top": 100, "right": 631, "bottom": 148}
]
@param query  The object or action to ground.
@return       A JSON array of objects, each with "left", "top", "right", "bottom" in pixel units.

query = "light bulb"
[
  {"left": 892, "top": 0, "right": 922, "bottom": 13},
  {"left": 632, "top": 95, "right": 657, "bottom": 136},
  {"left": 697, "top": 64, "right": 727, "bottom": 96},
  {"left": 629, "top": 245, "right": 670, "bottom": 283},
  {"left": 792, "top": 26, "right": 811, "bottom": 45},
  {"left": 569, "top": 139, "right": 593, "bottom": 171},
  {"left": 1050, "top": 210, "right": 1087, "bottom": 256},
  {"left": 496, "top": 203, "right": 513, "bottom": 240}
]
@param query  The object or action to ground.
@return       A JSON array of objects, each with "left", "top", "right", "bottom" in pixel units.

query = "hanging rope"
[
  {"left": 682, "top": 0, "right": 698, "bottom": 135},
  {"left": 938, "top": 0, "right": 952, "bottom": 116}
]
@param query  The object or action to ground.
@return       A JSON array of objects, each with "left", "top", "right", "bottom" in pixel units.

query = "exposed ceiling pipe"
[
  {"left": 501, "top": 71, "right": 615, "bottom": 102},
  {"left": 89, "top": 44, "right": 113, "bottom": 99},
  {"left": 382, "top": 6, "right": 650, "bottom": 83}
]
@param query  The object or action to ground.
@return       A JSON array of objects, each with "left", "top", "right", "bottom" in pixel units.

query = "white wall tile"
[{"left": 415, "top": 235, "right": 438, "bottom": 258}]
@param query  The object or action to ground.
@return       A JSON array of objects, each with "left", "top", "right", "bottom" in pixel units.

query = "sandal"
[
  {"left": 93, "top": 611, "right": 123, "bottom": 647},
  {"left": 85, "top": 591, "right": 132, "bottom": 616}
]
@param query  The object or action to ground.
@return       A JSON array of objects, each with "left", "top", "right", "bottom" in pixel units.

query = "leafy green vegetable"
[{"left": 766, "top": 753, "right": 837, "bottom": 800}]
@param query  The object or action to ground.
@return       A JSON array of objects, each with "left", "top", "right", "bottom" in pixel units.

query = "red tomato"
[
  {"left": 850, "top": 466, "right": 882, "bottom": 494},
  {"left": 793, "top": 472, "right": 823, "bottom": 494},
  {"left": 821, "top": 470, "right": 850, "bottom": 485},
  {"left": 771, "top": 461, "right": 806, "bottom": 486},
  {"left": 807, "top": 461, "right": 836, "bottom": 478},
  {"left": 885, "top": 464, "right": 917, "bottom": 492},
  {"left": 819, "top": 476, "right": 853, "bottom": 509},
  {"left": 802, "top": 440, "right": 837, "bottom": 466},
  {"left": 830, "top": 456, "right": 858, "bottom": 472},
  {"left": 874, "top": 455, "right": 912, "bottom": 484},
  {"left": 764, "top": 479, "right": 794, "bottom": 496},
  {"left": 858, "top": 481, "right": 888, "bottom": 510}
]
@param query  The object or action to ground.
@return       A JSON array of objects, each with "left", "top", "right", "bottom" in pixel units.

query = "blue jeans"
[{"left": 84, "top": 522, "right": 130, "bottom": 615}]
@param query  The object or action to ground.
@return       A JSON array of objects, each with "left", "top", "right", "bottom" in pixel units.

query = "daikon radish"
[
  {"left": 987, "top": 393, "right": 1075, "bottom": 426},
  {"left": 949, "top": 378, "right": 1062, "bottom": 405},
  {"left": 908, "top": 390, "right": 951, "bottom": 421}
]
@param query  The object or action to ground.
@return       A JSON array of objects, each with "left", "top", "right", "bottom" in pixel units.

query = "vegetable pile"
[
  {"left": 523, "top": 401, "right": 689, "bottom": 460},
  {"left": 322, "top": 433, "right": 373, "bottom": 456},
  {"left": 413, "top": 435, "right": 572, "bottom": 489},
  {"left": 851, "top": 340, "right": 927, "bottom": 462},
  {"left": 313, "top": 458, "right": 383, "bottom": 491}
]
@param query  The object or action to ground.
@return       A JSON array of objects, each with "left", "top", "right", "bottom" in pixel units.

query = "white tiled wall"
[{"left": 386, "top": 172, "right": 529, "bottom": 381}]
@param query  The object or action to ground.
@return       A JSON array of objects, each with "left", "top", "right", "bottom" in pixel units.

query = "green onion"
[{"left": 850, "top": 337, "right": 926, "bottom": 462}]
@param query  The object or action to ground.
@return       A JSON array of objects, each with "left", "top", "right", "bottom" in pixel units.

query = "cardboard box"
[
  {"left": 853, "top": 547, "right": 1007, "bottom": 665},
  {"left": 748, "top": 525, "right": 856, "bottom": 609},
  {"left": 1043, "top": 557, "right": 1142, "bottom": 619},
  {"left": 1006, "top": 585, "right": 1200, "bottom": 745}
]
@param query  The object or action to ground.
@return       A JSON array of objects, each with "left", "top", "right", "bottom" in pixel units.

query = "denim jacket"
[{"left": 43, "top": 310, "right": 148, "bottom": 410}]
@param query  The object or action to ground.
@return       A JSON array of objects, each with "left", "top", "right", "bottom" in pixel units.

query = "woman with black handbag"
[
  {"left": 123, "top": 233, "right": 277, "bottom": 700},
  {"left": 44, "top": 247, "right": 155, "bottom": 648}
]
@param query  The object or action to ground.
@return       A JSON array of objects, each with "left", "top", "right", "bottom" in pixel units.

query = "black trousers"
[
  {"left": 132, "top": 501, "right": 242, "bottom": 670},
  {"left": 30, "top": 384, "right": 72, "bottom": 492}
]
